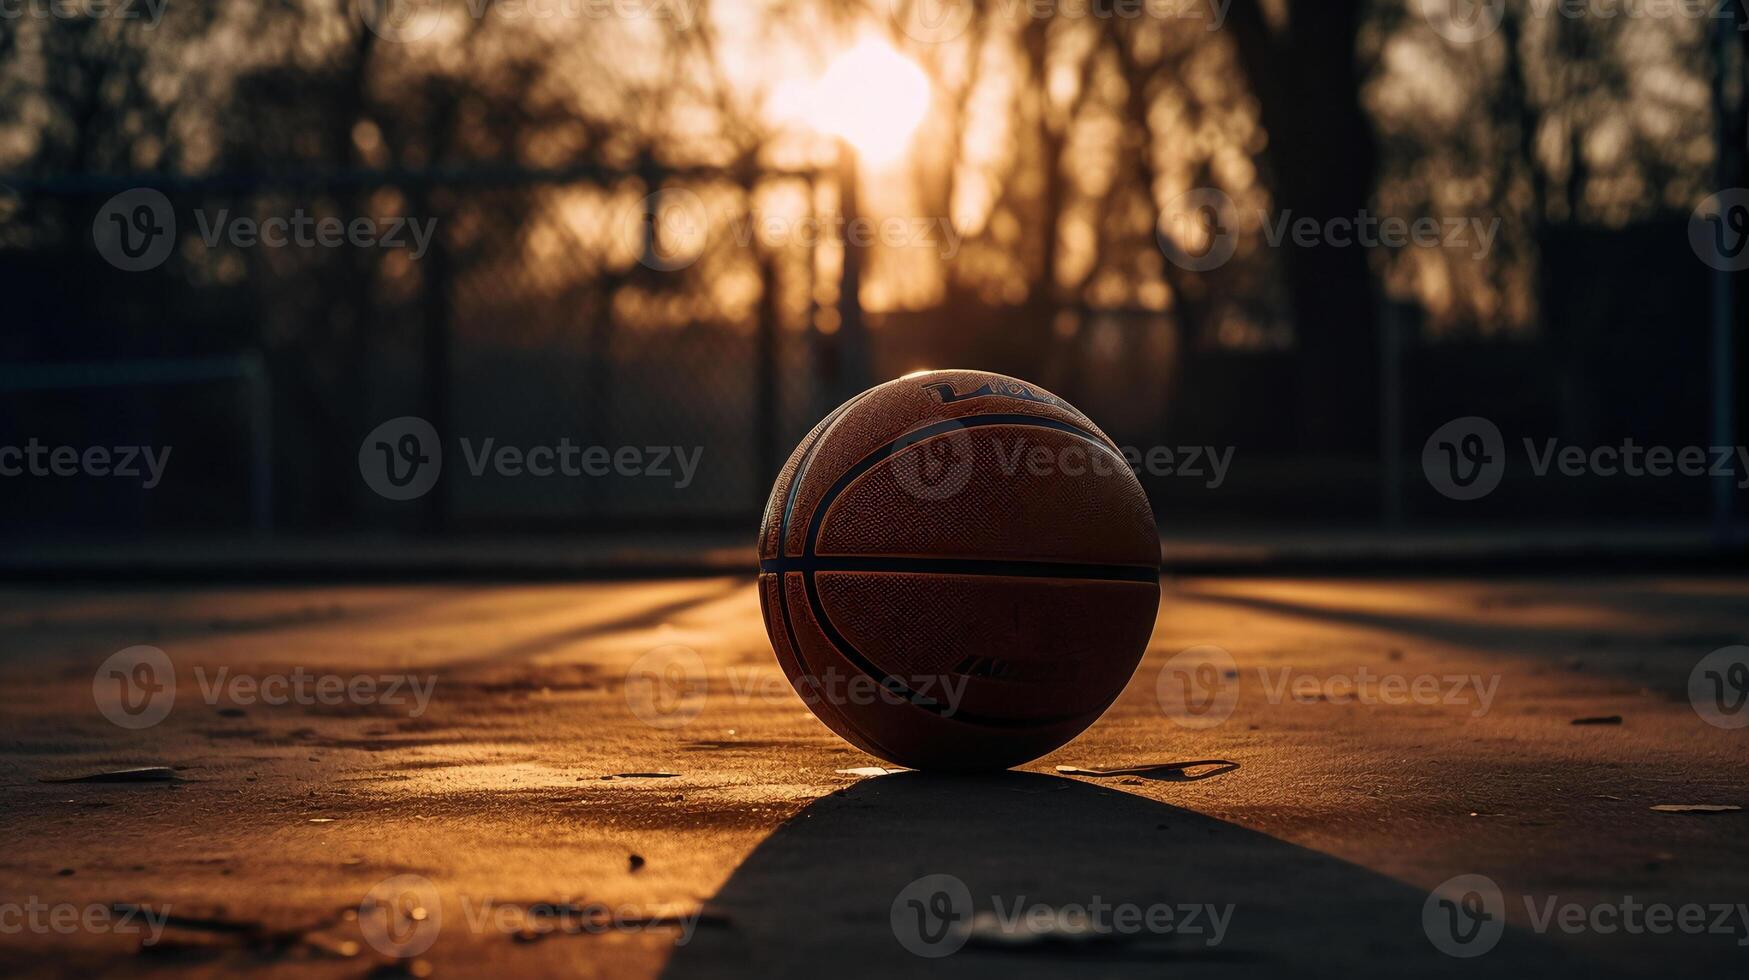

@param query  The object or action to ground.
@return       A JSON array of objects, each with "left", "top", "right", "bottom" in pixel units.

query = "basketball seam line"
[
  {"left": 772, "top": 388, "right": 879, "bottom": 692},
  {"left": 778, "top": 388, "right": 878, "bottom": 555},
  {"left": 802, "top": 413, "right": 1125, "bottom": 558},
  {"left": 771, "top": 395, "right": 981, "bottom": 760},
  {"left": 760, "top": 556, "right": 1159, "bottom": 583}
]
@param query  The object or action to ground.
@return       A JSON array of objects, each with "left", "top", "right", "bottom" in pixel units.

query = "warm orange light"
[{"left": 769, "top": 38, "right": 932, "bottom": 168}]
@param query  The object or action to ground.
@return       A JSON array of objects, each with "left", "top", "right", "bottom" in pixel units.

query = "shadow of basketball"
[{"left": 660, "top": 772, "right": 1615, "bottom": 979}]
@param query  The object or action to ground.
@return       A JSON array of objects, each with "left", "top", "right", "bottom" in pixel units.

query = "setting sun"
[{"left": 769, "top": 38, "right": 932, "bottom": 167}]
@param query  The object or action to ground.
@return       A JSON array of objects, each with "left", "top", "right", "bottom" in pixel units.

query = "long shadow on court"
[
  {"left": 1174, "top": 581, "right": 1749, "bottom": 669},
  {"left": 662, "top": 772, "right": 1619, "bottom": 980}
]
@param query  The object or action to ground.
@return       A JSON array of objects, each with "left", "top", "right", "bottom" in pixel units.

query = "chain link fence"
[{"left": 0, "top": 164, "right": 838, "bottom": 534}]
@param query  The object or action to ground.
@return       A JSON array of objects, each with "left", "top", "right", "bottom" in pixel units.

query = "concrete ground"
[{"left": 0, "top": 575, "right": 1745, "bottom": 978}]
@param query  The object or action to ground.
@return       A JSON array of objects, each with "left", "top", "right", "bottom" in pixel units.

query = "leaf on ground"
[
  {"left": 40, "top": 767, "right": 177, "bottom": 784},
  {"left": 1055, "top": 760, "right": 1239, "bottom": 782}
]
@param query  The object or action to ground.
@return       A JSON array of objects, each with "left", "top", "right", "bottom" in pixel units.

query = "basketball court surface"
[{"left": 3, "top": 573, "right": 1745, "bottom": 977}]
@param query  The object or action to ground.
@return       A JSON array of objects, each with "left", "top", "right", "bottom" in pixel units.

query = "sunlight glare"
[{"left": 770, "top": 39, "right": 932, "bottom": 168}]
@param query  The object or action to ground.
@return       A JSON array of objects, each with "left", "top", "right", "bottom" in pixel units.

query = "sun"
[{"left": 769, "top": 38, "right": 933, "bottom": 168}]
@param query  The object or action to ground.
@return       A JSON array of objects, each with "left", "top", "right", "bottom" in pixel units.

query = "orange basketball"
[{"left": 757, "top": 370, "right": 1160, "bottom": 770}]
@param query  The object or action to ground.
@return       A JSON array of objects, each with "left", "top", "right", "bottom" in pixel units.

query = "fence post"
[
  {"left": 1380, "top": 297, "right": 1408, "bottom": 527},
  {"left": 1711, "top": 8, "right": 1742, "bottom": 547},
  {"left": 755, "top": 180, "right": 781, "bottom": 495},
  {"left": 834, "top": 138, "right": 870, "bottom": 402}
]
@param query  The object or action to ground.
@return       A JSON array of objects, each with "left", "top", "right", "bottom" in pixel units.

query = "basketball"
[{"left": 757, "top": 370, "right": 1161, "bottom": 770}]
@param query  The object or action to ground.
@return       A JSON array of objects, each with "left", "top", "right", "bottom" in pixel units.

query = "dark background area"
[{"left": 1, "top": 0, "right": 1745, "bottom": 550}]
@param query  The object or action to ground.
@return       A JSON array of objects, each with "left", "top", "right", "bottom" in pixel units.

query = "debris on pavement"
[
  {"left": 505, "top": 901, "right": 730, "bottom": 944},
  {"left": 122, "top": 904, "right": 354, "bottom": 960},
  {"left": 960, "top": 909, "right": 1184, "bottom": 953},
  {"left": 964, "top": 908, "right": 1112, "bottom": 947},
  {"left": 40, "top": 767, "right": 178, "bottom": 783},
  {"left": 366, "top": 960, "right": 432, "bottom": 978}
]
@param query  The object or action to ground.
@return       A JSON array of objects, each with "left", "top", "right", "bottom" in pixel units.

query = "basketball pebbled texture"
[{"left": 757, "top": 370, "right": 1161, "bottom": 770}]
